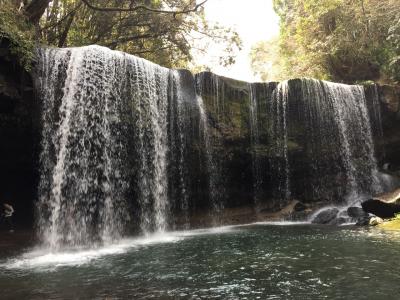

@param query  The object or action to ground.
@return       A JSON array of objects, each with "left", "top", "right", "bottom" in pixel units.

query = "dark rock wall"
[
  {"left": 378, "top": 85, "right": 400, "bottom": 172},
  {"left": 364, "top": 83, "right": 400, "bottom": 174},
  {"left": 0, "top": 39, "right": 38, "bottom": 228}
]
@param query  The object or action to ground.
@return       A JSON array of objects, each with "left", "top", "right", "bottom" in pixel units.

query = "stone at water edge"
[
  {"left": 311, "top": 208, "right": 339, "bottom": 224},
  {"left": 361, "top": 187, "right": 400, "bottom": 219},
  {"left": 329, "top": 217, "right": 347, "bottom": 226},
  {"left": 347, "top": 207, "right": 369, "bottom": 218},
  {"left": 369, "top": 217, "right": 384, "bottom": 226},
  {"left": 361, "top": 199, "right": 400, "bottom": 219},
  {"left": 356, "top": 216, "right": 371, "bottom": 226}
]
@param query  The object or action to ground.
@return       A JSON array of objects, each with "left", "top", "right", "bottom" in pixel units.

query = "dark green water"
[{"left": 1, "top": 224, "right": 400, "bottom": 299}]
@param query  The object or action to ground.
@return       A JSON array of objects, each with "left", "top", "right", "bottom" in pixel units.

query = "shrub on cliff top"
[{"left": 0, "top": 2, "right": 36, "bottom": 71}]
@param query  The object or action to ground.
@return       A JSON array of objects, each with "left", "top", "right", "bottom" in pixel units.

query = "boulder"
[
  {"left": 361, "top": 199, "right": 400, "bottom": 219},
  {"left": 356, "top": 216, "right": 371, "bottom": 226},
  {"left": 373, "top": 188, "right": 400, "bottom": 203},
  {"left": 329, "top": 217, "right": 347, "bottom": 225},
  {"left": 347, "top": 207, "right": 369, "bottom": 218},
  {"left": 369, "top": 217, "right": 384, "bottom": 226},
  {"left": 311, "top": 208, "right": 339, "bottom": 224}
]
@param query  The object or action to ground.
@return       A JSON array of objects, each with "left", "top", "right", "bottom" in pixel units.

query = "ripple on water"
[
  {"left": 1, "top": 225, "right": 242, "bottom": 271},
  {"left": 1, "top": 224, "right": 400, "bottom": 299}
]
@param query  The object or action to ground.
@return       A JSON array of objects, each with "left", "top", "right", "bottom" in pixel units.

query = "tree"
[
  {"left": 24, "top": 0, "right": 52, "bottom": 23},
  {"left": 251, "top": 0, "right": 400, "bottom": 84},
  {"left": 249, "top": 38, "right": 284, "bottom": 82},
  {"left": 4, "top": 0, "right": 240, "bottom": 69}
]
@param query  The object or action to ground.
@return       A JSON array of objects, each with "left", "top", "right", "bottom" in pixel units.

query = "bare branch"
[
  {"left": 80, "top": 0, "right": 207, "bottom": 15},
  {"left": 105, "top": 32, "right": 169, "bottom": 47},
  {"left": 133, "top": 46, "right": 176, "bottom": 55},
  {"left": 40, "top": 3, "right": 83, "bottom": 30}
]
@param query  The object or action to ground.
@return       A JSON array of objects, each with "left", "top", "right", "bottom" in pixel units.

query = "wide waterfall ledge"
[{"left": 34, "top": 45, "right": 399, "bottom": 250}]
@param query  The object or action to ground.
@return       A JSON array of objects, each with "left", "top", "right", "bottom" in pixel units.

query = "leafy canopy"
[
  {"left": 251, "top": 0, "right": 400, "bottom": 84},
  {"left": 1, "top": 0, "right": 241, "bottom": 70}
]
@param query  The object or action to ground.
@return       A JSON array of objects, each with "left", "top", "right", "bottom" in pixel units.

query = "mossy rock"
[{"left": 378, "top": 218, "right": 400, "bottom": 230}]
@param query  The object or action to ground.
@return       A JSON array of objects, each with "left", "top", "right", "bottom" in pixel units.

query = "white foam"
[
  {"left": 2, "top": 222, "right": 318, "bottom": 270},
  {"left": 174, "top": 225, "right": 238, "bottom": 237},
  {"left": 2, "top": 233, "right": 183, "bottom": 270},
  {"left": 251, "top": 221, "right": 310, "bottom": 226},
  {"left": 1, "top": 226, "right": 244, "bottom": 270}
]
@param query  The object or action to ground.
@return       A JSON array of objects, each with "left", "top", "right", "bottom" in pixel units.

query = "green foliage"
[
  {"left": 0, "top": 2, "right": 36, "bottom": 71},
  {"left": 252, "top": 0, "right": 400, "bottom": 84},
  {"left": 387, "top": 16, "right": 400, "bottom": 82},
  {"left": 0, "top": 0, "right": 240, "bottom": 70},
  {"left": 250, "top": 39, "right": 285, "bottom": 81},
  {"left": 37, "top": 0, "right": 240, "bottom": 69}
]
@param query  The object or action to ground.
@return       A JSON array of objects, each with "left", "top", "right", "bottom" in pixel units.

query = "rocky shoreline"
[{"left": 308, "top": 187, "right": 400, "bottom": 228}]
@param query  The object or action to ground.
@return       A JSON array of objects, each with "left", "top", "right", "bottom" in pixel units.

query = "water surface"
[{"left": 1, "top": 224, "right": 400, "bottom": 299}]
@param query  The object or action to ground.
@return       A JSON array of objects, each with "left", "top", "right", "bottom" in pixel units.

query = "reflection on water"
[{"left": 1, "top": 224, "right": 400, "bottom": 299}]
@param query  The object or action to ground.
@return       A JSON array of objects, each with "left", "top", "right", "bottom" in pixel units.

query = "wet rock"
[
  {"left": 347, "top": 207, "right": 369, "bottom": 218},
  {"left": 293, "top": 202, "right": 307, "bottom": 212},
  {"left": 329, "top": 217, "right": 347, "bottom": 225},
  {"left": 311, "top": 208, "right": 339, "bottom": 224},
  {"left": 361, "top": 199, "right": 400, "bottom": 219},
  {"left": 0, "top": 38, "right": 37, "bottom": 228},
  {"left": 373, "top": 188, "right": 400, "bottom": 203},
  {"left": 369, "top": 216, "right": 384, "bottom": 226},
  {"left": 356, "top": 216, "right": 371, "bottom": 226}
]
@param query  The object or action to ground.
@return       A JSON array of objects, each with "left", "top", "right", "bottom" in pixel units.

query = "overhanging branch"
[{"left": 80, "top": 0, "right": 208, "bottom": 14}]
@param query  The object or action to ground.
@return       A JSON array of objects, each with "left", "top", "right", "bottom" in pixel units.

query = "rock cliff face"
[
  {"left": 0, "top": 43, "right": 399, "bottom": 229},
  {"left": 0, "top": 39, "right": 38, "bottom": 227},
  {"left": 373, "top": 85, "right": 400, "bottom": 172}
]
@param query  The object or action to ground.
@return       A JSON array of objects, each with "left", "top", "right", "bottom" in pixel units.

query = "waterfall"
[
  {"left": 127, "top": 54, "right": 170, "bottom": 233},
  {"left": 269, "top": 81, "right": 291, "bottom": 205},
  {"left": 365, "top": 84, "right": 385, "bottom": 161},
  {"left": 248, "top": 84, "right": 261, "bottom": 207},
  {"left": 35, "top": 45, "right": 387, "bottom": 246},
  {"left": 168, "top": 71, "right": 189, "bottom": 228},
  {"left": 265, "top": 78, "right": 381, "bottom": 205},
  {"left": 36, "top": 46, "right": 174, "bottom": 247},
  {"left": 36, "top": 47, "right": 131, "bottom": 248},
  {"left": 195, "top": 73, "right": 226, "bottom": 222},
  {"left": 297, "top": 79, "right": 380, "bottom": 202},
  {"left": 248, "top": 82, "right": 277, "bottom": 209},
  {"left": 168, "top": 70, "right": 203, "bottom": 229},
  {"left": 36, "top": 45, "right": 223, "bottom": 248}
]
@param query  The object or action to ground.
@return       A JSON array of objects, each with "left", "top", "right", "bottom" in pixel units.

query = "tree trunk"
[
  {"left": 24, "top": 0, "right": 51, "bottom": 24},
  {"left": 58, "top": 12, "right": 75, "bottom": 47}
]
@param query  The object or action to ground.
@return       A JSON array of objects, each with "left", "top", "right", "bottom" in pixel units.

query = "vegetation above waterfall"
[
  {"left": 0, "top": 0, "right": 241, "bottom": 69},
  {"left": 250, "top": 0, "right": 400, "bottom": 84},
  {"left": 0, "top": 2, "right": 36, "bottom": 71}
]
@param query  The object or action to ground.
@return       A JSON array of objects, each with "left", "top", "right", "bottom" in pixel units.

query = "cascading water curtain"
[
  {"left": 35, "top": 44, "right": 384, "bottom": 248},
  {"left": 36, "top": 45, "right": 176, "bottom": 248},
  {"left": 195, "top": 73, "right": 225, "bottom": 223},
  {"left": 269, "top": 81, "right": 291, "bottom": 206},
  {"left": 126, "top": 54, "right": 170, "bottom": 234},
  {"left": 36, "top": 46, "right": 130, "bottom": 249},
  {"left": 298, "top": 79, "right": 381, "bottom": 202},
  {"left": 167, "top": 71, "right": 197, "bottom": 229},
  {"left": 248, "top": 82, "right": 277, "bottom": 210},
  {"left": 248, "top": 83, "right": 262, "bottom": 208},
  {"left": 267, "top": 78, "right": 381, "bottom": 205}
]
